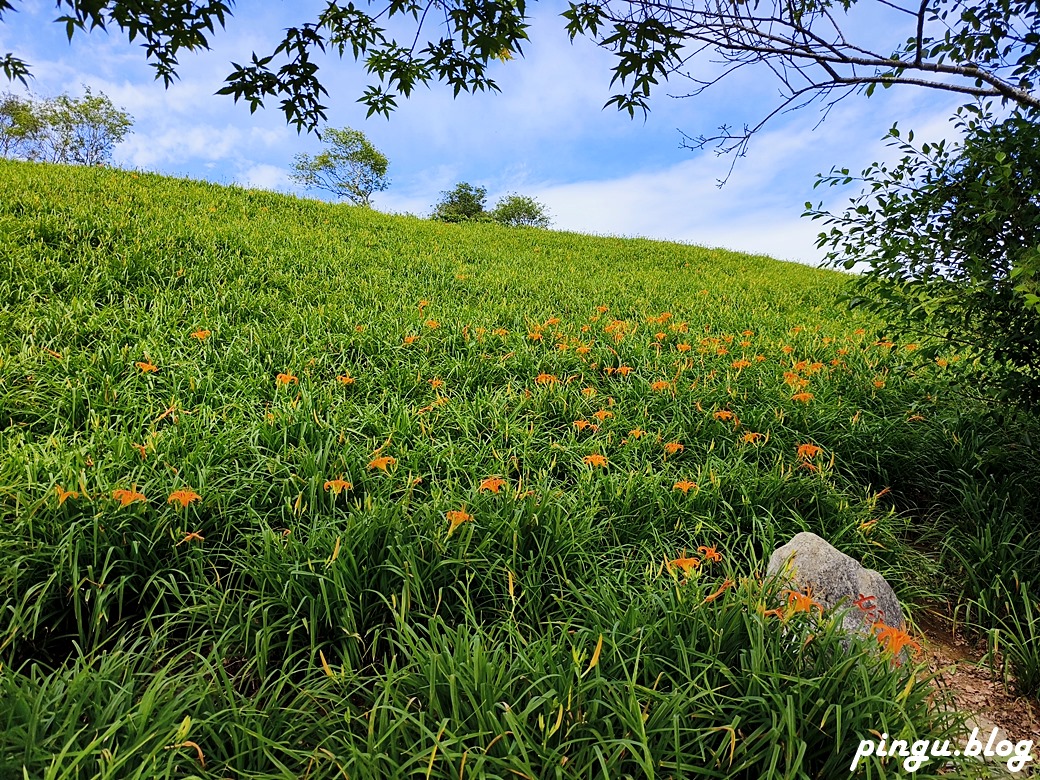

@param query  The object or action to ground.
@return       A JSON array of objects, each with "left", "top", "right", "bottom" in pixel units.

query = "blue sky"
[{"left": 2, "top": 0, "right": 965, "bottom": 263}]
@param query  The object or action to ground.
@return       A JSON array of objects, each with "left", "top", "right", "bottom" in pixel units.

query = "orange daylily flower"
[
  {"left": 781, "top": 345, "right": 795, "bottom": 355},
  {"left": 479, "top": 476, "right": 507, "bottom": 493},
  {"left": 276, "top": 372, "right": 298, "bottom": 386},
  {"left": 528, "top": 331, "right": 543, "bottom": 341},
  {"left": 650, "top": 380, "right": 672, "bottom": 392},
  {"left": 713, "top": 410, "right": 736, "bottom": 422},
  {"left": 676, "top": 343, "right": 692, "bottom": 352},
  {"left": 673, "top": 480, "right": 698, "bottom": 494},
  {"left": 667, "top": 556, "right": 700, "bottom": 577},
  {"left": 628, "top": 428, "right": 646, "bottom": 439},
  {"left": 596, "top": 305, "right": 609, "bottom": 313},
  {"left": 429, "top": 378, "right": 444, "bottom": 389},
  {"left": 873, "top": 378, "right": 886, "bottom": 389},
  {"left": 796, "top": 443, "right": 822, "bottom": 460},
  {"left": 582, "top": 387, "right": 597, "bottom": 396},
  {"left": 424, "top": 319, "right": 440, "bottom": 329},
  {"left": 731, "top": 359, "right": 751, "bottom": 369},
  {"left": 337, "top": 375, "right": 356, "bottom": 385},
  {"left": 873, "top": 622, "right": 922, "bottom": 659},
  {"left": 663, "top": 441, "right": 684, "bottom": 455},
  {"left": 791, "top": 392, "right": 814, "bottom": 403},
  {"left": 136, "top": 361, "right": 158, "bottom": 373},
  {"left": 404, "top": 335, "right": 418, "bottom": 345},
  {"left": 703, "top": 578, "right": 735, "bottom": 603},
  {"left": 583, "top": 454, "right": 608, "bottom": 468},
  {"left": 615, "top": 365, "right": 634, "bottom": 377},
  {"left": 323, "top": 478, "right": 352, "bottom": 495},
  {"left": 167, "top": 489, "right": 201, "bottom": 508},
  {"left": 536, "top": 373, "right": 559, "bottom": 385},
  {"left": 176, "top": 531, "right": 204, "bottom": 545},
  {"left": 697, "top": 545, "right": 722, "bottom": 563},
  {"left": 55, "top": 485, "right": 79, "bottom": 505},
  {"left": 418, "top": 299, "right": 430, "bottom": 310},
  {"left": 492, "top": 328, "right": 509, "bottom": 337},
  {"left": 784, "top": 588, "right": 823, "bottom": 616},
  {"left": 112, "top": 488, "right": 146, "bottom": 506},
  {"left": 190, "top": 330, "right": 210, "bottom": 341},
  {"left": 573, "top": 419, "right": 597, "bottom": 431},
  {"left": 592, "top": 410, "right": 613, "bottom": 422},
  {"left": 446, "top": 509, "right": 473, "bottom": 537},
  {"left": 368, "top": 456, "right": 397, "bottom": 472},
  {"left": 741, "top": 432, "right": 765, "bottom": 444}
]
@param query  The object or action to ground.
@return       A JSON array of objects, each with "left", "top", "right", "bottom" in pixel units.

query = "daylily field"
[{"left": 1, "top": 160, "right": 1038, "bottom": 779}]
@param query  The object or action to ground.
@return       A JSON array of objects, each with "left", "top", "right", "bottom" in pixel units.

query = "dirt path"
[{"left": 916, "top": 609, "right": 1039, "bottom": 774}]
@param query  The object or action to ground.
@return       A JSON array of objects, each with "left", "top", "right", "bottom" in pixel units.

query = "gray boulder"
[{"left": 766, "top": 531, "right": 906, "bottom": 639}]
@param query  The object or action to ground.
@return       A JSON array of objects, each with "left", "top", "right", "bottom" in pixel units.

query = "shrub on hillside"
[
  {"left": 431, "top": 182, "right": 488, "bottom": 222},
  {"left": 808, "top": 107, "right": 1040, "bottom": 408},
  {"left": 491, "top": 193, "right": 551, "bottom": 228}
]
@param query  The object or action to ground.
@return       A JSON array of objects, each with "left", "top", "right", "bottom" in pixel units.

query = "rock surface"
[{"left": 765, "top": 531, "right": 905, "bottom": 638}]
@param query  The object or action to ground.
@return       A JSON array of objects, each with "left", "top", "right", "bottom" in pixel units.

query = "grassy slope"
[{"left": 0, "top": 160, "right": 1034, "bottom": 779}]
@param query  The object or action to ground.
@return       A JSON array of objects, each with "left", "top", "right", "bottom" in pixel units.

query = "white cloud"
[
  {"left": 117, "top": 125, "right": 244, "bottom": 169},
  {"left": 238, "top": 163, "right": 291, "bottom": 190}
]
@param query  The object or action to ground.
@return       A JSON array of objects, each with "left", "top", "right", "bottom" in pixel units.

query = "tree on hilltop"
[
  {"left": 290, "top": 126, "right": 389, "bottom": 207},
  {"left": 431, "top": 182, "right": 488, "bottom": 223},
  {"left": 491, "top": 193, "right": 551, "bottom": 228},
  {"left": 0, "top": 91, "right": 42, "bottom": 158},
  {"left": 0, "top": 87, "right": 132, "bottom": 165}
]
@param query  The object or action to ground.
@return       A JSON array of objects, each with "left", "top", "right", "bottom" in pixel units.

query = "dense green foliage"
[
  {"left": 809, "top": 107, "right": 1040, "bottom": 408},
  {"left": 289, "top": 126, "right": 389, "bottom": 207},
  {"left": 491, "top": 193, "right": 552, "bottom": 228},
  {"left": 1, "top": 161, "right": 1038, "bottom": 778},
  {"left": 0, "top": 88, "right": 133, "bottom": 165},
  {"left": 430, "top": 181, "right": 488, "bottom": 222},
  {"left": 0, "top": 92, "right": 41, "bottom": 158},
  {"left": 431, "top": 184, "right": 552, "bottom": 227}
]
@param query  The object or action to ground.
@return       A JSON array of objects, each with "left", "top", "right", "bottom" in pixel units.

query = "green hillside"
[{"left": 1, "top": 160, "right": 1036, "bottom": 779}]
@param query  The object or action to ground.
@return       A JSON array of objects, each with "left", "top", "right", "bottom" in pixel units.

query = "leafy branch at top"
[{"left": 2, "top": 0, "right": 1039, "bottom": 145}]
